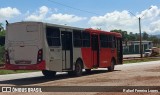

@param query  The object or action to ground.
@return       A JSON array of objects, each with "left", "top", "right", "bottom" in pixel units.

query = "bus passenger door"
[
  {"left": 117, "top": 38, "right": 123, "bottom": 64},
  {"left": 61, "top": 31, "right": 73, "bottom": 70},
  {"left": 91, "top": 34, "right": 99, "bottom": 67}
]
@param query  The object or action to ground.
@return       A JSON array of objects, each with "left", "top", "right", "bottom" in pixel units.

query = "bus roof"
[
  {"left": 8, "top": 21, "right": 122, "bottom": 38},
  {"left": 45, "top": 23, "right": 84, "bottom": 30},
  {"left": 85, "top": 28, "right": 122, "bottom": 38},
  {"left": 8, "top": 21, "right": 84, "bottom": 31}
]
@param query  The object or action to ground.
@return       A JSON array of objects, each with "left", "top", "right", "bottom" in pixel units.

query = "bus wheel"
[
  {"left": 42, "top": 70, "right": 56, "bottom": 78},
  {"left": 85, "top": 69, "right": 91, "bottom": 73},
  {"left": 74, "top": 60, "right": 83, "bottom": 77},
  {"left": 108, "top": 60, "right": 115, "bottom": 72}
]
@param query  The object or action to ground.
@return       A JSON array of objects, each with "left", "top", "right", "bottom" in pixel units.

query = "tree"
[
  {"left": 111, "top": 29, "right": 160, "bottom": 47},
  {"left": 143, "top": 32, "right": 149, "bottom": 40},
  {"left": 0, "top": 23, "right": 5, "bottom": 61},
  {"left": 110, "top": 29, "right": 128, "bottom": 41},
  {"left": 134, "top": 33, "right": 139, "bottom": 41},
  {"left": 0, "top": 30, "right": 5, "bottom": 36},
  {"left": 0, "top": 23, "right": 5, "bottom": 46},
  {"left": 0, "top": 23, "right": 4, "bottom": 32},
  {"left": 149, "top": 36, "right": 159, "bottom": 46},
  {"left": 0, "top": 23, "right": 5, "bottom": 36},
  {"left": 129, "top": 32, "right": 136, "bottom": 41}
]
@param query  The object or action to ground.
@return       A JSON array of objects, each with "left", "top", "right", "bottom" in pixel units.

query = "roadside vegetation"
[
  {"left": 0, "top": 45, "right": 4, "bottom": 63},
  {"left": 111, "top": 29, "right": 160, "bottom": 47},
  {"left": 0, "top": 70, "right": 37, "bottom": 75},
  {"left": 0, "top": 23, "right": 5, "bottom": 63},
  {"left": 123, "top": 57, "right": 160, "bottom": 64}
]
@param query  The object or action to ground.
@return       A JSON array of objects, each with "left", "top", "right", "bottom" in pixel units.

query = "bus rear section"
[{"left": 5, "top": 22, "right": 45, "bottom": 70}]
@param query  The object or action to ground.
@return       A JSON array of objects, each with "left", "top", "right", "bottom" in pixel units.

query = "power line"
[{"left": 46, "top": 0, "right": 100, "bottom": 15}]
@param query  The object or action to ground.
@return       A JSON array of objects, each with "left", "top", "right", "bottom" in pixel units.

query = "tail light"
[
  {"left": 37, "top": 49, "right": 43, "bottom": 63},
  {"left": 5, "top": 50, "right": 10, "bottom": 64}
]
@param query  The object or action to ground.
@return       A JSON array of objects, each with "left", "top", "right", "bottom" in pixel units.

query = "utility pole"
[
  {"left": 129, "top": 7, "right": 152, "bottom": 58},
  {"left": 139, "top": 17, "right": 143, "bottom": 58}
]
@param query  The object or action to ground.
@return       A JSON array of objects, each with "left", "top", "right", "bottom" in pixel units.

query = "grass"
[
  {"left": 0, "top": 70, "right": 37, "bottom": 75},
  {"left": 0, "top": 60, "right": 38, "bottom": 75},
  {"left": 123, "top": 57, "right": 160, "bottom": 64}
]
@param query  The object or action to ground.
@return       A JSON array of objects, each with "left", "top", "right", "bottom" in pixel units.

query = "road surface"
[
  {"left": 0, "top": 61, "right": 160, "bottom": 95},
  {"left": 123, "top": 54, "right": 142, "bottom": 58}
]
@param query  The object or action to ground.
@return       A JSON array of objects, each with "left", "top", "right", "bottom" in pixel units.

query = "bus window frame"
[{"left": 46, "top": 26, "right": 61, "bottom": 47}]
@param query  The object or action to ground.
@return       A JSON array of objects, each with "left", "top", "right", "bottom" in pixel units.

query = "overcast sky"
[{"left": 0, "top": 0, "right": 160, "bottom": 34}]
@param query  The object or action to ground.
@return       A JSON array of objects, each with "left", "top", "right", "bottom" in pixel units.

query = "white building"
[{"left": 123, "top": 41, "right": 153, "bottom": 54}]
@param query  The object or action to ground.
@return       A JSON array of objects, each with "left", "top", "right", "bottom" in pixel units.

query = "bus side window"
[
  {"left": 111, "top": 36, "right": 116, "bottom": 48},
  {"left": 82, "top": 32, "right": 90, "bottom": 47},
  {"left": 100, "top": 34, "right": 107, "bottom": 48},
  {"left": 114, "top": 36, "right": 116, "bottom": 48},
  {"left": 46, "top": 27, "right": 60, "bottom": 46},
  {"left": 73, "top": 30, "right": 82, "bottom": 47},
  {"left": 108, "top": 35, "right": 115, "bottom": 48},
  {"left": 107, "top": 35, "right": 111, "bottom": 48}
]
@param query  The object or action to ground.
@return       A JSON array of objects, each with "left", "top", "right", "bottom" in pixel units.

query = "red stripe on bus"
[{"left": 5, "top": 60, "right": 46, "bottom": 70}]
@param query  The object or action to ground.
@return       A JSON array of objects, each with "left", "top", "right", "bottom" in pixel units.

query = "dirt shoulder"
[{"left": 0, "top": 61, "right": 160, "bottom": 94}]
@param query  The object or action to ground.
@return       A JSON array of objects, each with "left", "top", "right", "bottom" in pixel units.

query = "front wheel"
[
  {"left": 108, "top": 60, "right": 115, "bottom": 72},
  {"left": 42, "top": 70, "right": 56, "bottom": 78}
]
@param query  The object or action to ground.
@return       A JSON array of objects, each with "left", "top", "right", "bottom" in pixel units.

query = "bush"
[{"left": 0, "top": 45, "right": 5, "bottom": 62}]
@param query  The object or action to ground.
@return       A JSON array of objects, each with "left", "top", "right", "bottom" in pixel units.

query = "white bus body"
[{"left": 5, "top": 22, "right": 84, "bottom": 73}]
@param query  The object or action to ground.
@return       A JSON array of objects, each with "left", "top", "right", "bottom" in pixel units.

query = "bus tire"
[
  {"left": 42, "top": 70, "right": 56, "bottom": 78},
  {"left": 108, "top": 60, "right": 115, "bottom": 72},
  {"left": 74, "top": 60, "right": 83, "bottom": 77},
  {"left": 85, "top": 69, "right": 91, "bottom": 73}
]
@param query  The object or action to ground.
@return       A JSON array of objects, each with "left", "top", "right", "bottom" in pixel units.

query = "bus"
[{"left": 4, "top": 21, "right": 122, "bottom": 78}]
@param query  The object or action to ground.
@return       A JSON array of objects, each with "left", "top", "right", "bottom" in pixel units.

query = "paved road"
[{"left": 123, "top": 54, "right": 141, "bottom": 58}]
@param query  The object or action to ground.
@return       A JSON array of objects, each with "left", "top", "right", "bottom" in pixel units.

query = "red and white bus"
[{"left": 4, "top": 21, "right": 122, "bottom": 78}]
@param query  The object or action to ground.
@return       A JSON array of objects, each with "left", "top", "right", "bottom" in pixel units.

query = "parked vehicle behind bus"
[
  {"left": 144, "top": 47, "right": 159, "bottom": 57},
  {"left": 4, "top": 21, "right": 123, "bottom": 78}
]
